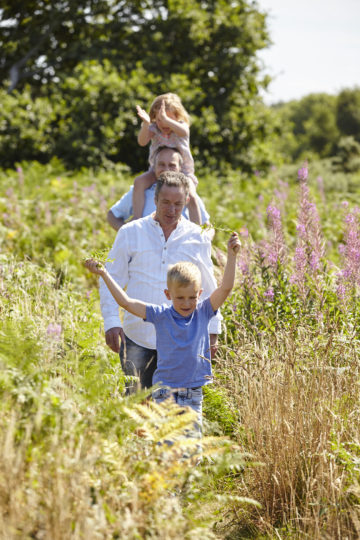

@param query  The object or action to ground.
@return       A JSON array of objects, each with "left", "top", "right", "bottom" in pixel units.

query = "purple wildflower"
[
  {"left": 83, "top": 183, "right": 97, "bottom": 193},
  {"left": 237, "top": 255, "right": 249, "bottom": 276},
  {"left": 336, "top": 210, "right": 360, "bottom": 303},
  {"left": 264, "top": 204, "right": 286, "bottom": 270},
  {"left": 296, "top": 223, "right": 306, "bottom": 238},
  {"left": 345, "top": 214, "right": 355, "bottom": 224},
  {"left": 237, "top": 240, "right": 253, "bottom": 288},
  {"left": 275, "top": 179, "right": 289, "bottom": 205},
  {"left": 292, "top": 168, "right": 325, "bottom": 293},
  {"left": 309, "top": 251, "right": 320, "bottom": 272},
  {"left": 297, "top": 162, "right": 308, "bottom": 182},
  {"left": 47, "top": 323, "right": 62, "bottom": 340},
  {"left": 264, "top": 287, "right": 274, "bottom": 302}
]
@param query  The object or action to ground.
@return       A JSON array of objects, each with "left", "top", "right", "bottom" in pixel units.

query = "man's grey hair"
[
  {"left": 155, "top": 171, "right": 190, "bottom": 201},
  {"left": 153, "top": 146, "right": 184, "bottom": 168}
]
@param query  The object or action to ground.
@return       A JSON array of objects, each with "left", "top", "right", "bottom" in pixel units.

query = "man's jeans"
[
  {"left": 152, "top": 386, "right": 203, "bottom": 437},
  {"left": 120, "top": 334, "right": 157, "bottom": 393}
]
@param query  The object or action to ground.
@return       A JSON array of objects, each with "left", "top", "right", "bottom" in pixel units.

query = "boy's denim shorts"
[{"left": 152, "top": 386, "right": 203, "bottom": 436}]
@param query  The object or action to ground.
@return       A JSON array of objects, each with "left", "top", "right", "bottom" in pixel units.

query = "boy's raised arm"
[
  {"left": 84, "top": 259, "right": 147, "bottom": 319},
  {"left": 210, "top": 233, "right": 241, "bottom": 312}
]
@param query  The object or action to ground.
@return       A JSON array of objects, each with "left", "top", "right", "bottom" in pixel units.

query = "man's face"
[
  {"left": 154, "top": 184, "right": 187, "bottom": 228},
  {"left": 154, "top": 149, "right": 181, "bottom": 177}
]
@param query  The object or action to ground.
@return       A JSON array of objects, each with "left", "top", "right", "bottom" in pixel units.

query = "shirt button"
[{"left": 164, "top": 247, "right": 167, "bottom": 250}]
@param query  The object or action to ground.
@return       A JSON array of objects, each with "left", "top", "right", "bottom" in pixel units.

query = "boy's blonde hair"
[
  {"left": 167, "top": 261, "right": 202, "bottom": 289},
  {"left": 149, "top": 93, "right": 190, "bottom": 125}
]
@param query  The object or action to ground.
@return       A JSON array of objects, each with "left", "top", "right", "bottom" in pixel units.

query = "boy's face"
[{"left": 164, "top": 282, "right": 203, "bottom": 317}]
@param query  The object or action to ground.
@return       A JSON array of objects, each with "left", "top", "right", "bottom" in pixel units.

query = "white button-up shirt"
[{"left": 100, "top": 214, "right": 222, "bottom": 349}]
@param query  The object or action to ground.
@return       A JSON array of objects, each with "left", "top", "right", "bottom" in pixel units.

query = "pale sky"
[{"left": 257, "top": 0, "right": 360, "bottom": 104}]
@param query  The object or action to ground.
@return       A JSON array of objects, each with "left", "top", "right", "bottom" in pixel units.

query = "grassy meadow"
[{"left": 1, "top": 159, "right": 360, "bottom": 538}]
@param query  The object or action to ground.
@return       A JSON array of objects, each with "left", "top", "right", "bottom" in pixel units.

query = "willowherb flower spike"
[
  {"left": 264, "top": 287, "right": 274, "bottom": 302},
  {"left": 297, "top": 161, "right": 308, "bottom": 182},
  {"left": 291, "top": 164, "right": 325, "bottom": 296},
  {"left": 265, "top": 204, "right": 286, "bottom": 270},
  {"left": 337, "top": 210, "right": 360, "bottom": 303}
]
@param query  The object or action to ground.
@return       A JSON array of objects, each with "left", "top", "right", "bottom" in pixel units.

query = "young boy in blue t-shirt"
[{"left": 84, "top": 232, "right": 240, "bottom": 433}]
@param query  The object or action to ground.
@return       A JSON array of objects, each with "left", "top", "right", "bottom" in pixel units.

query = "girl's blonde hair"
[
  {"left": 149, "top": 93, "right": 190, "bottom": 125},
  {"left": 167, "top": 261, "right": 202, "bottom": 289}
]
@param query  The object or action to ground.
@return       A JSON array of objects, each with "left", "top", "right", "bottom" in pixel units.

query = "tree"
[
  {"left": 273, "top": 93, "right": 339, "bottom": 161},
  {"left": 0, "top": 0, "right": 150, "bottom": 91},
  {"left": 1, "top": 0, "right": 276, "bottom": 172},
  {"left": 336, "top": 87, "right": 360, "bottom": 141}
]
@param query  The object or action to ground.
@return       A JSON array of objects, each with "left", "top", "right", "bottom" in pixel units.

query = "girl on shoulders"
[{"left": 133, "top": 93, "right": 197, "bottom": 220}]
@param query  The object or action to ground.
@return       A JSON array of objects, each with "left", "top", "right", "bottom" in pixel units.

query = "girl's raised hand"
[
  {"left": 157, "top": 101, "right": 169, "bottom": 124},
  {"left": 136, "top": 105, "right": 150, "bottom": 124},
  {"left": 84, "top": 258, "right": 105, "bottom": 276},
  {"left": 228, "top": 232, "right": 241, "bottom": 255}
]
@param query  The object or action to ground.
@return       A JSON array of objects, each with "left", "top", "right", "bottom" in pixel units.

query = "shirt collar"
[
  {"left": 170, "top": 305, "right": 193, "bottom": 321},
  {"left": 151, "top": 213, "right": 185, "bottom": 230}
]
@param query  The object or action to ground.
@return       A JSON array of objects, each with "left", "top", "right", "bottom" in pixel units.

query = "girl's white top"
[{"left": 148, "top": 123, "right": 197, "bottom": 184}]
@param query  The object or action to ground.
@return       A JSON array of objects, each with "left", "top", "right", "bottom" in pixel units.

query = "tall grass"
[
  {"left": 215, "top": 322, "right": 360, "bottom": 538},
  {"left": 210, "top": 163, "right": 360, "bottom": 538},
  {"left": 1, "top": 159, "right": 360, "bottom": 537}
]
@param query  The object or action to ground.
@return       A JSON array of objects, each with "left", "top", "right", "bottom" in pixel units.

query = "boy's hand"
[
  {"left": 84, "top": 258, "right": 105, "bottom": 275},
  {"left": 228, "top": 232, "right": 241, "bottom": 255},
  {"left": 136, "top": 105, "right": 150, "bottom": 124}
]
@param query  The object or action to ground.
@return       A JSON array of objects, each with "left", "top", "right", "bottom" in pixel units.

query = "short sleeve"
[
  {"left": 198, "top": 297, "right": 218, "bottom": 320},
  {"left": 148, "top": 123, "right": 158, "bottom": 139},
  {"left": 110, "top": 188, "right": 133, "bottom": 219},
  {"left": 145, "top": 303, "right": 167, "bottom": 323}
]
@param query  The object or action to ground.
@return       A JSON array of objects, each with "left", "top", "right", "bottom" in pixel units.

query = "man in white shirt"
[
  {"left": 107, "top": 146, "right": 210, "bottom": 230},
  {"left": 100, "top": 170, "right": 221, "bottom": 392}
]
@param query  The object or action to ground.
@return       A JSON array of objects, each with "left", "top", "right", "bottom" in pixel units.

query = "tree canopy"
[
  {"left": 1, "top": 1, "right": 277, "bottom": 172},
  {"left": 272, "top": 88, "right": 360, "bottom": 171}
]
